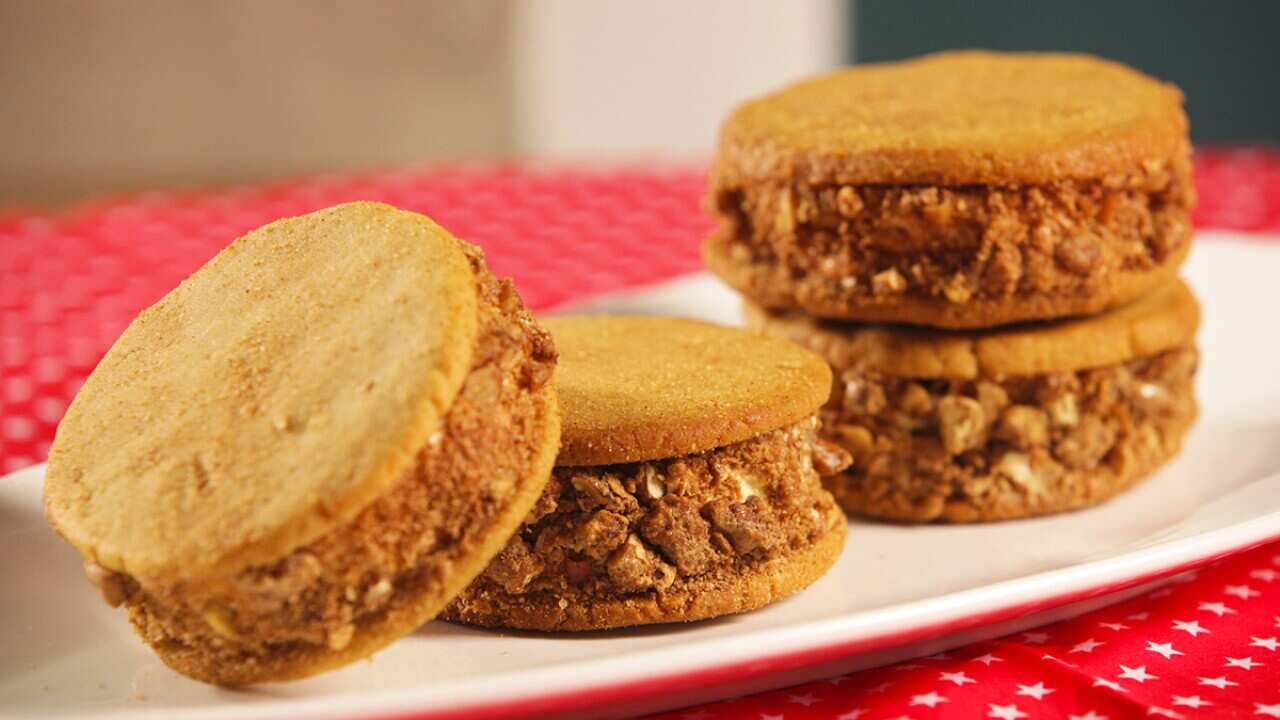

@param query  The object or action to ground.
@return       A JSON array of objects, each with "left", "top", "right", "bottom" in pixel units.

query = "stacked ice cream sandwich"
[{"left": 706, "top": 51, "right": 1200, "bottom": 522}]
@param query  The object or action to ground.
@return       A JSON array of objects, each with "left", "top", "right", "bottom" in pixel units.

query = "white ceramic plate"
[{"left": 3, "top": 235, "right": 1279, "bottom": 720}]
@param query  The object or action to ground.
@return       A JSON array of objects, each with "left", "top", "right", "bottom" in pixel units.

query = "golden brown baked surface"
[
  {"left": 744, "top": 279, "right": 1200, "bottom": 379},
  {"left": 45, "top": 203, "right": 562, "bottom": 684},
  {"left": 544, "top": 315, "right": 831, "bottom": 465},
  {"left": 443, "top": 419, "right": 848, "bottom": 630},
  {"left": 712, "top": 51, "right": 1188, "bottom": 187},
  {"left": 45, "top": 202, "right": 480, "bottom": 582},
  {"left": 124, "top": 246, "right": 560, "bottom": 682}
]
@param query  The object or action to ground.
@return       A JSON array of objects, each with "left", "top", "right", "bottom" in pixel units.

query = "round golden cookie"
[
  {"left": 706, "top": 51, "right": 1193, "bottom": 329},
  {"left": 748, "top": 279, "right": 1200, "bottom": 380},
  {"left": 746, "top": 280, "right": 1200, "bottom": 522},
  {"left": 443, "top": 316, "right": 850, "bottom": 631},
  {"left": 44, "top": 202, "right": 560, "bottom": 684},
  {"left": 544, "top": 315, "right": 832, "bottom": 465},
  {"left": 714, "top": 50, "right": 1188, "bottom": 187}
]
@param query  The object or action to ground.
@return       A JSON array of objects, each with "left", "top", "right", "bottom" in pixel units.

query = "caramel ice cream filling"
[
  {"left": 712, "top": 170, "right": 1192, "bottom": 308},
  {"left": 819, "top": 346, "right": 1197, "bottom": 521},
  {"left": 449, "top": 418, "right": 848, "bottom": 616}
]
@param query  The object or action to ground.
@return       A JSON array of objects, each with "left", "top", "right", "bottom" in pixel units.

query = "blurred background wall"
[
  {"left": 510, "top": 1, "right": 840, "bottom": 157},
  {"left": 0, "top": 0, "right": 517, "bottom": 206},
  {"left": 0, "top": 0, "right": 841, "bottom": 208},
  {"left": 1, "top": 0, "right": 1275, "bottom": 209},
  {"left": 854, "top": 0, "right": 1280, "bottom": 144}
]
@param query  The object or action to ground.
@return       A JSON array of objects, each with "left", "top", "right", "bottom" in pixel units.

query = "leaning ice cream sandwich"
[{"left": 43, "top": 202, "right": 560, "bottom": 684}]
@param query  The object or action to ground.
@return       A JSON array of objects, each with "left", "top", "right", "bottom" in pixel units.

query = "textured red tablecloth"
[{"left": 2, "top": 149, "right": 1279, "bottom": 718}]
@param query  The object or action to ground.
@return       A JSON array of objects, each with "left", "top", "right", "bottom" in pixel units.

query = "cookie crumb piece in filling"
[
  {"left": 469, "top": 418, "right": 848, "bottom": 602},
  {"left": 713, "top": 173, "right": 1192, "bottom": 306},
  {"left": 819, "top": 346, "right": 1198, "bottom": 522}
]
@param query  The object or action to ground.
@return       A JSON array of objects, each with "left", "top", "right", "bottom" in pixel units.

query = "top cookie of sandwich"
[
  {"left": 45, "top": 202, "right": 479, "bottom": 582},
  {"left": 545, "top": 316, "right": 830, "bottom": 466},
  {"left": 714, "top": 51, "right": 1188, "bottom": 187}
]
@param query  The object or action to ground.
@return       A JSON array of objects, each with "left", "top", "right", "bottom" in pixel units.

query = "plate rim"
[{"left": 6, "top": 461, "right": 1280, "bottom": 720}]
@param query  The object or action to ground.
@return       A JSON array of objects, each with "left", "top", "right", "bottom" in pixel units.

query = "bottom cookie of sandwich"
[{"left": 746, "top": 279, "right": 1201, "bottom": 523}]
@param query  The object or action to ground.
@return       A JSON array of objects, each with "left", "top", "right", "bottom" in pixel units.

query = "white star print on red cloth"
[
  {"left": 938, "top": 671, "right": 975, "bottom": 686},
  {"left": 1172, "top": 620, "right": 1210, "bottom": 637},
  {"left": 1094, "top": 676, "right": 1128, "bottom": 692},
  {"left": 1015, "top": 682, "right": 1054, "bottom": 700},
  {"left": 909, "top": 691, "right": 948, "bottom": 708},
  {"left": 1200, "top": 602, "right": 1238, "bottom": 617},
  {"left": 1250, "top": 637, "right": 1280, "bottom": 652},
  {"left": 650, "top": 542, "right": 1280, "bottom": 720},
  {"left": 1227, "top": 585, "right": 1263, "bottom": 600},
  {"left": 1147, "top": 641, "right": 1185, "bottom": 659},
  {"left": 1119, "top": 665, "right": 1160, "bottom": 683},
  {"left": 785, "top": 694, "right": 819, "bottom": 707},
  {"left": 1171, "top": 695, "right": 1212, "bottom": 709},
  {"left": 988, "top": 703, "right": 1029, "bottom": 719},
  {"left": 1226, "top": 656, "right": 1265, "bottom": 670},
  {"left": 1073, "top": 638, "right": 1107, "bottom": 653}
]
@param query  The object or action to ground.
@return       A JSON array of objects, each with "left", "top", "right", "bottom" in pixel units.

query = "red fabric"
[
  {"left": 2, "top": 147, "right": 1279, "bottom": 717},
  {"left": 647, "top": 544, "right": 1280, "bottom": 720},
  {"left": 0, "top": 164, "right": 712, "bottom": 471}
]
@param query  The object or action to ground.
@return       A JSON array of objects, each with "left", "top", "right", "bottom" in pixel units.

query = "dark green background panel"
[{"left": 851, "top": 0, "right": 1280, "bottom": 142}]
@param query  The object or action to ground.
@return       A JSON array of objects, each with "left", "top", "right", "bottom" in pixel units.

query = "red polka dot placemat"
[
  {"left": 3, "top": 148, "right": 1279, "bottom": 718},
  {"left": 0, "top": 164, "right": 712, "bottom": 471},
  {"left": 646, "top": 543, "right": 1280, "bottom": 720}
]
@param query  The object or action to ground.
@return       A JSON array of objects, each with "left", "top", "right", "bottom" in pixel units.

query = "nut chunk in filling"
[
  {"left": 709, "top": 173, "right": 1192, "bottom": 324},
  {"left": 818, "top": 346, "right": 1197, "bottom": 522},
  {"left": 443, "top": 418, "right": 850, "bottom": 631}
]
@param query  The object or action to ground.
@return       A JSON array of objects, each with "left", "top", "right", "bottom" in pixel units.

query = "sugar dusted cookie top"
[
  {"left": 545, "top": 315, "right": 831, "bottom": 465},
  {"left": 45, "top": 202, "right": 479, "bottom": 581},
  {"left": 714, "top": 51, "right": 1188, "bottom": 187}
]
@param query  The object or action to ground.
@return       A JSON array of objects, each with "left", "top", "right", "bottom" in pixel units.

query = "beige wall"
[
  {"left": 511, "top": 0, "right": 842, "bottom": 157},
  {"left": 0, "top": 1, "right": 841, "bottom": 208},
  {"left": 0, "top": 0, "right": 513, "bottom": 206}
]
